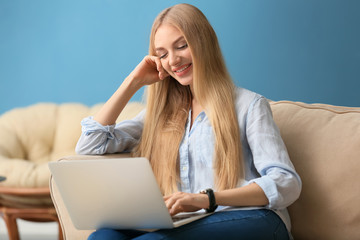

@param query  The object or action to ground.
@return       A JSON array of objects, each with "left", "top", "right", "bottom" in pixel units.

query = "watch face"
[
  {"left": 200, "top": 188, "right": 211, "bottom": 194},
  {"left": 199, "top": 189, "right": 207, "bottom": 194}
]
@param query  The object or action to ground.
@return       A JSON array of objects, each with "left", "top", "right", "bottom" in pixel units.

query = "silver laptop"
[{"left": 49, "top": 157, "right": 211, "bottom": 230}]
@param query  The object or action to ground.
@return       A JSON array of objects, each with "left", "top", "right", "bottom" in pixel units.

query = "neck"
[
  {"left": 189, "top": 83, "right": 195, "bottom": 98},
  {"left": 189, "top": 84, "right": 199, "bottom": 109}
]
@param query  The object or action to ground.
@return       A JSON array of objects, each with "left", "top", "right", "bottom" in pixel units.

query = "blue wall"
[{"left": 1, "top": 0, "right": 359, "bottom": 114}]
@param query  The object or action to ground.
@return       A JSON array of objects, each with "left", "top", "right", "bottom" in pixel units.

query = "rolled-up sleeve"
[
  {"left": 246, "top": 97, "right": 302, "bottom": 209},
  {"left": 75, "top": 110, "right": 145, "bottom": 155}
]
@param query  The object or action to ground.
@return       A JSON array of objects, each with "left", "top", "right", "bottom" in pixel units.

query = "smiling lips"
[{"left": 173, "top": 63, "right": 192, "bottom": 77}]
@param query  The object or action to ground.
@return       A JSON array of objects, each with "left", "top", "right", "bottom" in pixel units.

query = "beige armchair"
[
  {"left": 50, "top": 100, "right": 360, "bottom": 240},
  {"left": 0, "top": 102, "right": 144, "bottom": 239}
]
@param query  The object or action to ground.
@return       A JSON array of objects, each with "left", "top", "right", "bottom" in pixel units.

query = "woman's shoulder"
[
  {"left": 233, "top": 87, "right": 272, "bottom": 126},
  {"left": 234, "top": 87, "right": 265, "bottom": 110}
]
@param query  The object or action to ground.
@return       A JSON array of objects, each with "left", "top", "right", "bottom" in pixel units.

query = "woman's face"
[{"left": 154, "top": 24, "right": 193, "bottom": 86}]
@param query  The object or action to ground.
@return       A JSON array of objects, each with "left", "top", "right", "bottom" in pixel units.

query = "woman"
[{"left": 76, "top": 3, "right": 301, "bottom": 240}]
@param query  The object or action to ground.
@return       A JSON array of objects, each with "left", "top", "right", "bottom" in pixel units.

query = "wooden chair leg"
[
  {"left": 1, "top": 206, "right": 63, "bottom": 240},
  {"left": 2, "top": 213, "right": 20, "bottom": 240}
]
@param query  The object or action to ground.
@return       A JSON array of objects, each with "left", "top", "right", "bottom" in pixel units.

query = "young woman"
[{"left": 76, "top": 3, "right": 301, "bottom": 240}]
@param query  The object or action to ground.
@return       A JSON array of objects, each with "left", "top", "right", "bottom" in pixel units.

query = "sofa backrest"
[{"left": 270, "top": 101, "right": 360, "bottom": 240}]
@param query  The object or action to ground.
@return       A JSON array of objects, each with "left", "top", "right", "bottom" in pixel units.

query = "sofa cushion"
[{"left": 270, "top": 101, "right": 360, "bottom": 240}]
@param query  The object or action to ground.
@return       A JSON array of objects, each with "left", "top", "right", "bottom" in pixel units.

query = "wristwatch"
[{"left": 199, "top": 188, "right": 218, "bottom": 213}]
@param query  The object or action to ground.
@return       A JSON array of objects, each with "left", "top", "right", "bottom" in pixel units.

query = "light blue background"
[{"left": 1, "top": 0, "right": 359, "bottom": 114}]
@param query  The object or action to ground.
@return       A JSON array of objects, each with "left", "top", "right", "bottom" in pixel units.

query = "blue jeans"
[{"left": 88, "top": 209, "right": 289, "bottom": 240}]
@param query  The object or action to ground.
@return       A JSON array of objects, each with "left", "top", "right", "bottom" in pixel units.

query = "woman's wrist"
[
  {"left": 199, "top": 188, "right": 218, "bottom": 213},
  {"left": 123, "top": 74, "right": 143, "bottom": 93}
]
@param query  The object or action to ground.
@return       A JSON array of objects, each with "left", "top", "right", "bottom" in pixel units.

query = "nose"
[{"left": 169, "top": 52, "right": 181, "bottom": 67}]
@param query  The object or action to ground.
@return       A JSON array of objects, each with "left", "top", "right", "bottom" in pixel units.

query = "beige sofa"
[{"left": 46, "top": 100, "right": 359, "bottom": 239}]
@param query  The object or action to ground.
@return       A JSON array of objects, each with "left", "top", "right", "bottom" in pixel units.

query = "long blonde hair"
[{"left": 133, "top": 4, "right": 244, "bottom": 195}]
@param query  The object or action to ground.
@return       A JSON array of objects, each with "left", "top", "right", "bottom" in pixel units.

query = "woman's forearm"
[
  {"left": 94, "top": 76, "right": 141, "bottom": 126},
  {"left": 164, "top": 183, "right": 269, "bottom": 216},
  {"left": 215, "top": 183, "right": 269, "bottom": 207},
  {"left": 93, "top": 55, "right": 167, "bottom": 126}
]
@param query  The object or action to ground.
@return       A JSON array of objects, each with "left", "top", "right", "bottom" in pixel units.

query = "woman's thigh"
[
  {"left": 88, "top": 209, "right": 289, "bottom": 240},
  {"left": 137, "top": 209, "right": 289, "bottom": 240}
]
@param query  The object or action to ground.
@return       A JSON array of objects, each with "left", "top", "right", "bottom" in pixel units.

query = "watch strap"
[{"left": 200, "top": 188, "right": 218, "bottom": 213}]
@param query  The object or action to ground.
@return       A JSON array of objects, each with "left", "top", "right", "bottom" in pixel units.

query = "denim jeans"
[{"left": 88, "top": 209, "right": 289, "bottom": 240}]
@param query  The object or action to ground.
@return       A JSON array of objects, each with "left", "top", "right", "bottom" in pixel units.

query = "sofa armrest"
[{"left": 49, "top": 154, "right": 130, "bottom": 240}]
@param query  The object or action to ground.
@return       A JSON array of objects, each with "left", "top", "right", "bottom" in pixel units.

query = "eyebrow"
[{"left": 155, "top": 36, "right": 186, "bottom": 52}]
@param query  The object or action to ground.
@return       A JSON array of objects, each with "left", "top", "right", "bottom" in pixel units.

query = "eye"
[
  {"left": 156, "top": 50, "right": 167, "bottom": 59},
  {"left": 177, "top": 43, "right": 188, "bottom": 50},
  {"left": 159, "top": 53, "right": 168, "bottom": 59}
]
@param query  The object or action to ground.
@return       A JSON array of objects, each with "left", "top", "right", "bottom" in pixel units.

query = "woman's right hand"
[{"left": 128, "top": 55, "right": 169, "bottom": 88}]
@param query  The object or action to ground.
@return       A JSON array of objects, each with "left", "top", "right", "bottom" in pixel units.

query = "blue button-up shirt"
[
  {"left": 76, "top": 87, "right": 301, "bottom": 232},
  {"left": 178, "top": 110, "right": 214, "bottom": 193}
]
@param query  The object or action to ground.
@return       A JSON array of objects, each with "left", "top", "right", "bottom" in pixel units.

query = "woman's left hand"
[{"left": 163, "top": 192, "right": 209, "bottom": 216}]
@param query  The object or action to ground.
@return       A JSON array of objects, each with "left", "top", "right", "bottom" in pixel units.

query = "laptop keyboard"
[{"left": 171, "top": 212, "right": 204, "bottom": 223}]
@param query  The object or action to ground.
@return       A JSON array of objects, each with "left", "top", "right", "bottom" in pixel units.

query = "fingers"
[
  {"left": 164, "top": 192, "right": 185, "bottom": 215},
  {"left": 153, "top": 56, "right": 162, "bottom": 72},
  {"left": 164, "top": 192, "right": 202, "bottom": 216},
  {"left": 130, "top": 56, "right": 168, "bottom": 86},
  {"left": 148, "top": 55, "right": 169, "bottom": 80}
]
